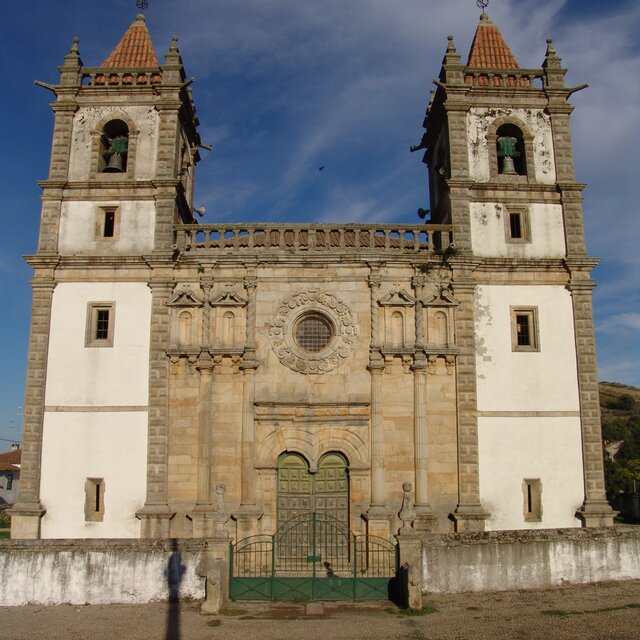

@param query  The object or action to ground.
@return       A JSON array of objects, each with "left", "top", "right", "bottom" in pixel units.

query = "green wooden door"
[{"left": 277, "top": 452, "right": 349, "bottom": 527}]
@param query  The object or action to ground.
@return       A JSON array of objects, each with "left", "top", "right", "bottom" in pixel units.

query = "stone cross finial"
[{"left": 399, "top": 481, "right": 416, "bottom": 533}]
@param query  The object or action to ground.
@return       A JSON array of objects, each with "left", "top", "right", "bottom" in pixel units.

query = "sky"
[{"left": 0, "top": 0, "right": 638, "bottom": 446}]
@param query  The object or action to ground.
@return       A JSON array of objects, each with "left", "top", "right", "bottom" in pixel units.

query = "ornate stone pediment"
[
  {"left": 378, "top": 288, "right": 415, "bottom": 306},
  {"left": 423, "top": 288, "right": 459, "bottom": 307},
  {"left": 167, "top": 286, "right": 203, "bottom": 307},
  {"left": 210, "top": 290, "right": 247, "bottom": 307}
]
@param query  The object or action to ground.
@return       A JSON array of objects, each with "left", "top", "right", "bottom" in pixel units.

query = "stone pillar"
[
  {"left": 450, "top": 270, "right": 488, "bottom": 531},
  {"left": 395, "top": 482, "right": 423, "bottom": 610},
  {"left": 197, "top": 486, "right": 231, "bottom": 614},
  {"left": 234, "top": 274, "right": 262, "bottom": 538},
  {"left": 137, "top": 279, "right": 174, "bottom": 537},
  {"left": 9, "top": 269, "right": 57, "bottom": 538},
  {"left": 566, "top": 267, "right": 616, "bottom": 527}
]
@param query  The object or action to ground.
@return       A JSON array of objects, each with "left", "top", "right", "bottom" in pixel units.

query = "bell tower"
[
  {"left": 413, "top": 8, "right": 615, "bottom": 530},
  {"left": 11, "top": 14, "right": 202, "bottom": 538}
]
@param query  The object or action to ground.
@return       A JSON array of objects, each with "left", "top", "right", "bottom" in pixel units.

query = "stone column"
[
  {"left": 449, "top": 269, "right": 488, "bottom": 531},
  {"left": 9, "top": 268, "right": 58, "bottom": 538},
  {"left": 566, "top": 266, "right": 616, "bottom": 527},
  {"left": 137, "top": 279, "right": 174, "bottom": 537},
  {"left": 235, "top": 275, "right": 262, "bottom": 539}
]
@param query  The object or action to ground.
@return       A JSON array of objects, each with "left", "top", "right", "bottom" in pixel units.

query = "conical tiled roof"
[
  {"left": 101, "top": 14, "right": 158, "bottom": 68},
  {"left": 466, "top": 13, "right": 519, "bottom": 69}
]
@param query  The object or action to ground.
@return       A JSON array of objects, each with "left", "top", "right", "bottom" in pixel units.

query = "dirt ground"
[{"left": 1, "top": 580, "right": 639, "bottom": 640}]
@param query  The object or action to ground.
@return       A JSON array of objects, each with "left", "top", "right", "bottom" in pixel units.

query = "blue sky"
[{"left": 0, "top": 0, "right": 638, "bottom": 446}]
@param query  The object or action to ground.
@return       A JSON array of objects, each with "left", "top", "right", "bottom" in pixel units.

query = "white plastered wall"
[
  {"left": 68, "top": 105, "right": 159, "bottom": 181},
  {"left": 467, "top": 107, "right": 556, "bottom": 184},
  {"left": 58, "top": 200, "right": 155, "bottom": 255},
  {"left": 470, "top": 202, "right": 566, "bottom": 259},
  {"left": 41, "top": 282, "right": 151, "bottom": 537},
  {"left": 45, "top": 283, "right": 151, "bottom": 406},
  {"left": 40, "top": 412, "right": 147, "bottom": 538},
  {"left": 478, "top": 417, "right": 584, "bottom": 530},
  {"left": 475, "top": 284, "right": 584, "bottom": 529},
  {"left": 475, "top": 285, "right": 579, "bottom": 412}
]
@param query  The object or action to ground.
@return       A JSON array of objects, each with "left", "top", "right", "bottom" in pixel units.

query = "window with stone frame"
[
  {"left": 85, "top": 302, "right": 116, "bottom": 348},
  {"left": 95, "top": 206, "right": 119, "bottom": 240},
  {"left": 510, "top": 306, "right": 539, "bottom": 352},
  {"left": 504, "top": 206, "right": 531, "bottom": 244},
  {"left": 523, "top": 478, "right": 542, "bottom": 522},
  {"left": 84, "top": 477, "right": 105, "bottom": 522}
]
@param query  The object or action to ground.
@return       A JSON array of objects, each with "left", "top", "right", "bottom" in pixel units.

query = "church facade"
[{"left": 11, "top": 12, "right": 614, "bottom": 540}]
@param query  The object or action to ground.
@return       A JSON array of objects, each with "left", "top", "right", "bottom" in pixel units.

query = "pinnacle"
[
  {"left": 100, "top": 14, "right": 158, "bottom": 69},
  {"left": 466, "top": 12, "right": 519, "bottom": 69}
]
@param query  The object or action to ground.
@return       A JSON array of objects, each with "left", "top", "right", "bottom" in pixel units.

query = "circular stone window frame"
[{"left": 269, "top": 290, "right": 357, "bottom": 375}]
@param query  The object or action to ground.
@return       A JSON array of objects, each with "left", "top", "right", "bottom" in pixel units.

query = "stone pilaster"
[
  {"left": 411, "top": 355, "right": 436, "bottom": 531},
  {"left": 566, "top": 263, "right": 616, "bottom": 527},
  {"left": 412, "top": 275, "right": 426, "bottom": 350},
  {"left": 244, "top": 274, "right": 257, "bottom": 356},
  {"left": 450, "top": 268, "right": 489, "bottom": 531},
  {"left": 138, "top": 279, "right": 174, "bottom": 537},
  {"left": 190, "top": 352, "right": 215, "bottom": 538},
  {"left": 234, "top": 273, "right": 262, "bottom": 539},
  {"left": 9, "top": 266, "right": 58, "bottom": 539}
]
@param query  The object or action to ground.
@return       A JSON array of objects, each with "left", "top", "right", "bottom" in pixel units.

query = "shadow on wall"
[{"left": 165, "top": 539, "right": 185, "bottom": 640}]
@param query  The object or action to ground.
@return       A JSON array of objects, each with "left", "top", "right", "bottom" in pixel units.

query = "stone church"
[{"left": 11, "top": 11, "right": 614, "bottom": 541}]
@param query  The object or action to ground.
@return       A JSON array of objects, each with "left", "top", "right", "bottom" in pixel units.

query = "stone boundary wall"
[
  {"left": 421, "top": 527, "right": 640, "bottom": 594},
  {"left": 0, "top": 539, "right": 206, "bottom": 606},
  {"left": 2, "top": 529, "right": 640, "bottom": 606}
]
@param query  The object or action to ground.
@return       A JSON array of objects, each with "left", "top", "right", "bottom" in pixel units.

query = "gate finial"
[
  {"left": 212, "top": 484, "right": 229, "bottom": 532},
  {"left": 399, "top": 482, "right": 416, "bottom": 533}
]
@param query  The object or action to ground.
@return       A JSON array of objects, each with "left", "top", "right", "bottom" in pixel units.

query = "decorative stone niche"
[
  {"left": 423, "top": 288, "right": 458, "bottom": 349},
  {"left": 378, "top": 288, "right": 415, "bottom": 351},
  {"left": 210, "top": 288, "right": 247, "bottom": 352},
  {"left": 167, "top": 285, "right": 203, "bottom": 352}
]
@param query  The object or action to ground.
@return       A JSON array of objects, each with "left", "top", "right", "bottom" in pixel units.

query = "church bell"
[{"left": 104, "top": 152, "right": 125, "bottom": 173}]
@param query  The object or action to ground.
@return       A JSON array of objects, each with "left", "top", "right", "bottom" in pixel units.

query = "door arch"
[{"left": 277, "top": 451, "right": 349, "bottom": 527}]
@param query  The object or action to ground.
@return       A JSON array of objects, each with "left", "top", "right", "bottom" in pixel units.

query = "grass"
[{"left": 0, "top": 530, "right": 10, "bottom": 540}]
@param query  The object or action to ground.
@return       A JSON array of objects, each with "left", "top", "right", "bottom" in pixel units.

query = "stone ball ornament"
[{"left": 269, "top": 289, "right": 357, "bottom": 375}]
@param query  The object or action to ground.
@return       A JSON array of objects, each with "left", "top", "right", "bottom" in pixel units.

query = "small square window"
[
  {"left": 86, "top": 303, "right": 115, "bottom": 347},
  {"left": 510, "top": 306, "right": 539, "bottom": 352},
  {"left": 504, "top": 207, "right": 530, "bottom": 244},
  {"left": 85, "top": 477, "right": 105, "bottom": 522},
  {"left": 523, "top": 478, "right": 542, "bottom": 522},
  {"left": 95, "top": 207, "right": 119, "bottom": 240}
]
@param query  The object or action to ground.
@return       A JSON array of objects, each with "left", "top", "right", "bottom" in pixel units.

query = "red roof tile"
[
  {"left": 466, "top": 14, "right": 519, "bottom": 69},
  {"left": 101, "top": 14, "right": 158, "bottom": 69},
  {"left": 0, "top": 448, "right": 21, "bottom": 472}
]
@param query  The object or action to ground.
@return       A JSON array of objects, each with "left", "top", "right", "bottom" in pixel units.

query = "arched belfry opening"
[
  {"left": 277, "top": 452, "right": 349, "bottom": 527},
  {"left": 100, "top": 119, "right": 129, "bottom": 173},
  {"left": 496, "top": 123, "right": 526, "bottom": 176}
]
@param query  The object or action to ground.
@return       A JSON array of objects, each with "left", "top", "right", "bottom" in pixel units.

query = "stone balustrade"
[
  {"left": 464, "top": 68, "right": 544, "bottom": 88},
  {"left": 82, "top": 67, "right": 162, "bottom": 87},
  {"left": 174, "top": 223, "right": 453, "bottom": 256}
]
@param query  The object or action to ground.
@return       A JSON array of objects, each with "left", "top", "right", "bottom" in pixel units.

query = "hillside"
[{"left": 599, "top": 381, "right": 640, "bottom": 502}]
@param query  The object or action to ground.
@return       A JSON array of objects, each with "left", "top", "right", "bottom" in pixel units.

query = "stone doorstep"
[{"left": 210, "top": 599, "right": 395, "bottom": 619}]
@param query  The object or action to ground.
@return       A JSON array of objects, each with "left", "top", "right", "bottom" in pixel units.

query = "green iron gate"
[{"left": 230, "top": 512, "right": 398, "bottom": 601}]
